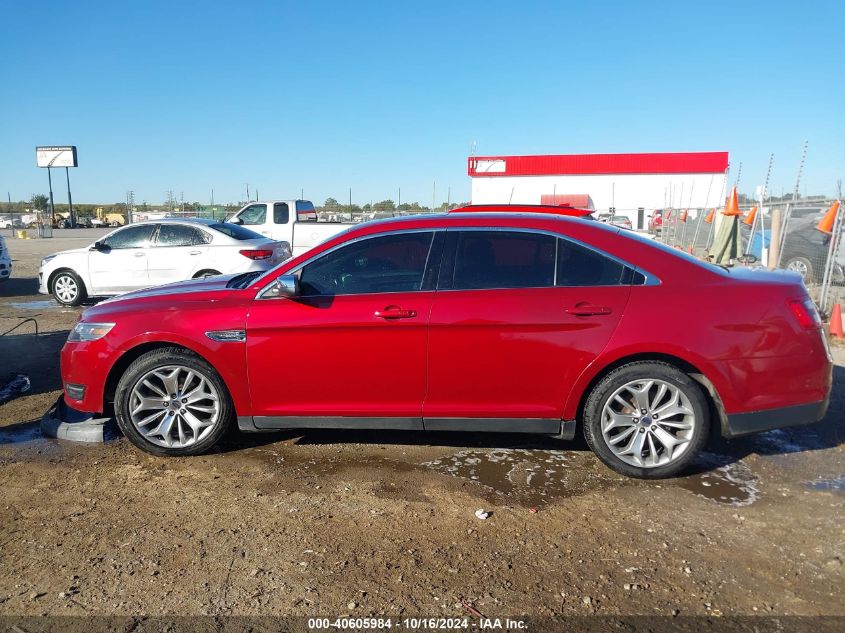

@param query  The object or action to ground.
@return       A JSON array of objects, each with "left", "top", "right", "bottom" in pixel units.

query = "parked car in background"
[
  {"left": 0, "top": 236, "right": 11, "bottom": 281},
  {"left": 3, "top": 218, "right": 25, "bottom": 230},
  {"left": 59, "top": 210, "right": 831, "bottom": 480},
  {"left": 226, "top": 199, "right": 352, "bottom": 257},
  {"left": 648, "top": 210, "right": 664, "bottom": 234},
  {"left": 39, "top": 218, "right": 290, "bottom": 306},
  {"left": 742, "top": 218, "right": 844, "bottom": 285}
]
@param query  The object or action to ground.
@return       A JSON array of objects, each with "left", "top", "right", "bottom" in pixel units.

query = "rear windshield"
[
  {"left": 210, "top": 223, "right": 265, "bottom": 240},
  {"left": 617, "top": 229, "right": 726, "bottom": 273}
]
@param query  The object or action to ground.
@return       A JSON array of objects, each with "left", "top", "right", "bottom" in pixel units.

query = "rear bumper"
[{"left": 724, "top": 397, "right": 829, "bottom": 438}]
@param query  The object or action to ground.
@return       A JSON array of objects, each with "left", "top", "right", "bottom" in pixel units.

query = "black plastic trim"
[
  {"left": 724, "top": 399, "right": 828, "bottom": 437},
  {"left": 423, "top": 417, "right": 560, "bottom": 434}
]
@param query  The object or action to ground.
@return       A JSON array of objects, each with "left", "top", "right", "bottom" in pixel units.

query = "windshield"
[{"left": 209, "top": 223, "right": 265, "bottom": 240}]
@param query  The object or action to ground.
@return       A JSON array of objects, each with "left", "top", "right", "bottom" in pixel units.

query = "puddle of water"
[
  {"left": 805, "top": 475, "right": 845, "bottom": 494},
  {"left": 8, "top": 300, "right": 58, "bottom": 310},
  {"left": 677, "top": 453, "right": 759, "bottom": 506},
  {"left": 422, "top": 448, "right": 599, "bottom": 507},
  {"left": 0, "top": 422, "right": 42, "bottom": 444},
  {"left": 753, "top": 428, "right": 824, "bottom": 454}
]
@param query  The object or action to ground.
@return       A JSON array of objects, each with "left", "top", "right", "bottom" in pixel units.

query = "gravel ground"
[{"left": 0, "top": 231, "right": 843, "bottom": 623}]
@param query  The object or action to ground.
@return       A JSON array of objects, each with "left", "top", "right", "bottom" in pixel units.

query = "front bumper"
[{"left": 724, "top": 397, "right": 829, "bottom": 438}]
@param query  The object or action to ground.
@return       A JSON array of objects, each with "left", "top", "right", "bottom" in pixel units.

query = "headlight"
[
  {"left": 68, "top": 322, "right": 115, "bottom": 342},
  {"left": 41, "top": 255, "right": 57, "bottom": 267}
]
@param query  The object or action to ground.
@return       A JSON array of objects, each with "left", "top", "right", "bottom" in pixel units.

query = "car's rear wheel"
[
  {"left": 51, "top": 270, "right": 87, "bottom": 306},
  {"left": 114, "top": 348, "right": 233, "bottom": 456},
  {"left": 583, "top": 361, "right": 709, "bottom": 479}
]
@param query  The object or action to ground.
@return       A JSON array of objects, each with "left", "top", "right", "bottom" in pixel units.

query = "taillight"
[
  {"left": 239, "top": 249, "right": 273, "bottom": 260},
  {"left": 788, "top": 298, "right": 821, "bottom": 329}
]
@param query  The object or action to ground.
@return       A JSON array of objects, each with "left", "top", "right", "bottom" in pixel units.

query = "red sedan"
[{"left": 60, "top": 209, "right": 832, "bottom": 478}]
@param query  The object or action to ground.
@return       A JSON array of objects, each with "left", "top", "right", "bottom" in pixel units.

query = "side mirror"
[
  {"left": 231, "top": 217, "right": 243, "bottom": 225},
  {"left": 261, "top": 274, "right": 299, "bottom": 299},
  {"left": 91, "top": 241, "right": 107, "bottom": 251}
]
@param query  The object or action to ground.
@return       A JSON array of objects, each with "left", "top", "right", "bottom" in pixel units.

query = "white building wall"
[{"left": 471, "top": 173, "right": 727, "bottom": 227}]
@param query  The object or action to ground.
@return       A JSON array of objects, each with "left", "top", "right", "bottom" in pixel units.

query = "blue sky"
[{"left": 1, "top": 0, "right": 843, "bottom": 206}]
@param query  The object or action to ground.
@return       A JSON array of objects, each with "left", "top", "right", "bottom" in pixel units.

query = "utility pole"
[
  {"left": 126, "top": 191, "right": 135, "bottom": 224},
  {"left": 778, "top": 141, "right": 809, "bottom": 267},
  {"left": 432, "top": 181, "right": 436, "bottom": 211}
]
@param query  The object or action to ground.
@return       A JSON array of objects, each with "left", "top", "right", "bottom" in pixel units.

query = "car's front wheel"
[
  {"left": 114, "top": 348, "right": 234, "bottom": 456},
  {"left": 583, "top": 361, "right": 709, "bottom": 479},
  {"left": 51, "top": 270, "right": 87, "bottom": 306}
]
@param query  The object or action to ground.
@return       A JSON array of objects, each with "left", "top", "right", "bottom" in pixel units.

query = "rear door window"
[
  {"left": 556, "top": 238, "right": 628, "bottom": 286},
  {"left": 447, "top": 231, "right": 556, "bottom": 290},
  {"left": 273, "top": 203, "right": 290, "bottom": 224},
  {"left": 155, "top": 224, "right": 204, "bottom": 247}
]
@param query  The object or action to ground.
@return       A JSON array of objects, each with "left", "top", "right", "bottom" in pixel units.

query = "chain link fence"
[{"left": 653, "top": 200, "right": 843, "bottom": 316}]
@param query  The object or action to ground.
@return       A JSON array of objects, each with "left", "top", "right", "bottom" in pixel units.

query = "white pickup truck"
[{"left": 226, "top": 200, "right": 354, "bottom": 257}]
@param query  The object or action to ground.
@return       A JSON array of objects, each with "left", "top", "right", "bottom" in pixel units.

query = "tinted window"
[
  {"left": 557, "top": 238, "right": 627, "bottom": 286},
  {"left": 211, "top": 223, "right": 264, "bottom": 240},
  {"left": 156, "top": 224, "right": 203, "bottom": 247},
  {"left": 450, "top": 231, "right": 556, "bottom": 290},
  {"left": 102, "top": 225, "right": 155, "bottom": 249},
  {"left": 273, "top": 203, "right": 290, "bottom": 224},
  {"left": 299, "top": 232, "right": 434, "bottom": 296},
  {"left": 238, "top": 204, "right": 266, "bottom": 225},
  {"left": 296, "top": 200, "right": 317, "bottom": 221}
]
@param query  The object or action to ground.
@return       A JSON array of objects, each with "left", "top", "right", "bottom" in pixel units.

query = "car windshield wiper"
[{"left": 226, "top": 271, "right": 262, "bottom": 289}]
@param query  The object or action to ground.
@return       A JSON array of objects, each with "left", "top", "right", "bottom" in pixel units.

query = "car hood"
[
  {"left": 97, "top": 275, "right": 239, "bottom": 305},
  {"left": 45, "top": 246, "right": 90, "bottom": 259}
]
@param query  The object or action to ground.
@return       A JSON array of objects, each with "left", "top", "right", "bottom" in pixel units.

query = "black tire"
[
  {"left": 582, "top": 361, "right": 710, "bottom": 479},
  {"left": 114, "top": 347, "right": 234, "bottom": 457},
  {"left": 193, "top": 269, "right": 222, "bottom": 279},
  {"left": 50, "top": 269, "right": 87, "bottom": 306},
  {"left": 783, "top": 255, "right": 814, "bottom": 284}
]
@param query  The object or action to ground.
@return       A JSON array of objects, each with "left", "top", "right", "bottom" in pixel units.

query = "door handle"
[
  {"left": 565, "top": 304, "right": 612, "bottom": 316},
  {"left": 134, "top": 252, "right": 146, "bottom": 257},
  {"left": 374, "top": 306, "right": 417, "bottom": 319},
  {"left": 189, "top": 250, "right": 202, "bottom": 255}
]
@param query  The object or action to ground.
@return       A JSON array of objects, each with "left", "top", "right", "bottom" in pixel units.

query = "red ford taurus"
[{"left": 60, "top": 210, "right": 832, "bottom": 478}]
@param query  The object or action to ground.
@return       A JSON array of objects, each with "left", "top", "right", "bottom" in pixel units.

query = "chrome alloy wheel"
[
  {"left": 54, "top": 274, "right": 79, "bottom": 303},
  {"left": 600, "top": 379, "right": 696, "bottom": 468},
  {"left": 786, "top": 259, "right": 809, "bottom": 280},
  {"left": 128, "top": 365, "right": 220, "bottom": 448}
]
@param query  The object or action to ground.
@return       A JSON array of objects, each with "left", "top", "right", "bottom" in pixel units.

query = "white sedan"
[
  {"left": 39, "top": 218, "right": 290, "bottom": 306},
  {"left": 0, "top": 236, "right": 11, "bottom": 282}
]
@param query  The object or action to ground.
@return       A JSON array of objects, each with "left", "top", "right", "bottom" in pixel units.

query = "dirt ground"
[{"left": 0, "top": 231, "right": 843, "bottom": 624}]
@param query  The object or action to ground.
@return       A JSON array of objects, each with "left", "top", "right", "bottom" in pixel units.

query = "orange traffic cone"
[
  {"left": 723, "top": 186, "right": 741, "bottom": 216},
  {"left": 688, "top": 245, "right": 694, "bottom": 254},
  {"left": 816, "top": 200, "right": 841, "bottom": 234},
  {"left": 704, "top": 208, "right": 715, "bottom": 223},
  {"left": 679, "top": 210, "right": 688, "bottom": 222},
  {"left": 830, "top": 303, "right": 844, "bottom": 339},
  {"left": 743, "top": 205, "right": 758, "bottom": 226}
]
